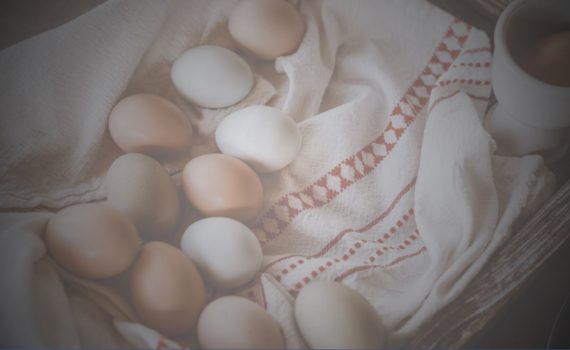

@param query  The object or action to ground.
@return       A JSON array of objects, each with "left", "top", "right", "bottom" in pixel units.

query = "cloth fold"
[{"left": 0, "top": 0, "right": 554, "bottom": 348}]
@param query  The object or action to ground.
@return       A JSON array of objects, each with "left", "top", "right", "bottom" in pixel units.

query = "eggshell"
[
  {"left": 130, "top": 241, "right": 207, "bottom": 338},
  {"left": 182, "top": 154, "right": 263, "bottom": 223},
  {"left": 215, "top": 105, "right": 302, "bottom": 173},
  {"left": 294, "top": 281, "right": 384, "bottom": 349},
  {"left": 229, "top": 0, "right": 305, "bottom": 60},
  {"left": 197, "top": 296, "right": 285, "bottom": 349},
  {"left": 181, "top": 217, "right": 262, "bottom": 288},
  {"left": 517, "top": 30, "right": 570, "bottom": 87},
  {"left": 171, "top": 45, "right": 254, "bottom": 108},
  {"left": 106, "top": 153, "right": 179, "bottom": 237},
  {"left": 108, "top": 94, "right": 193, "bottom": 157},
  {"left": 45, "top": 203, "right": 141, "bottom": 279}
]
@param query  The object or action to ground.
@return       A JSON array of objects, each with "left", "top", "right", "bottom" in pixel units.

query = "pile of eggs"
[{"left": 43, "top": 1, "right": 384, "bottom": 348}]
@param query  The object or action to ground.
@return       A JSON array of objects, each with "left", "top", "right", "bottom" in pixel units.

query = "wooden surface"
[
  {"left": 429, "top": 0, "right": 512, "bottom": 37},
  {"left": 0, "top": 0, "right": 104, "bottom": 49},
  {"left": 412, "top": 179, "right": 570, "bottom": 347}
]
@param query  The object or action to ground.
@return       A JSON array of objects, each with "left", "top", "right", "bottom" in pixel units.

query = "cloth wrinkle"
[{"left": 0, "top": 0, "right": 554, "bottom": 348}]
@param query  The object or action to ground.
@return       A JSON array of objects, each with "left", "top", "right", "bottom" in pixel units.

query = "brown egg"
[
  {"left": 130, "top": 242, "right": 207, "bottom": 338},
  {"left": 45, "top": 203, "right": 141, "bottom": 279},
  {"left": 106, "top": 153, "right": 179, "bottom": 237},
  {"left": 229, "top": 0, "right": 305, "bottom": 60},
  {"left": 197, "top": 296, "right": 285, "bottom": 349},
  {"left": 182, "top": 154, "right": 263, "bottom": 223},
  {"left": 108, "top": 94, "right": 193, "bottom": 157},
  {"left": 517, "top": 30, "right": 570, "bottom": 87}
]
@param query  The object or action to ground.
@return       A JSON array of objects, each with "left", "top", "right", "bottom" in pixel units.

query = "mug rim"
[{"left": 494, "top": 0, "right": 570, "bottom": 93}]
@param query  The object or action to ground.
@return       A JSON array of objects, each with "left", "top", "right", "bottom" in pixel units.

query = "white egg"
[
  {"left": 171, "top": 45, "right": 254, "bottom": 109},
  {"left": 294, "top": 281, "right": 384, "bottom": 349},
  {"left": 215, "top": 105, "right": 302, "bottom": 173},
  {"left": 181, "top": 217, "right": 262, "bottom": 288}
]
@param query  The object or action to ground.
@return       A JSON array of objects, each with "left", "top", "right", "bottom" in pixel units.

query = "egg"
[
  {"left": 517, "top": 30, "right": 570, "bottom": 87},
  {"left": 215, "top": 105, "right": 302, "bottom": 173},
  {"left": 108, "top": 94, "right": 193, "bottom": 157},
  {"left": 197, "top": 296, "right": 285, "bottom": 349},
  {"left": 106, "top": 153, "right": 179, "bottom": 237},
  {"left": 229, "top": 0, "right": 305, "bottom": 60},
  {"left": 182, "top": 154, "right": 263, "bottom": 223},
  {"left": 294, "top": 281, "right": 384, "bottom": 349},
  {"left": 171, "top": 45, "right": 254, "bottom": 109},
  {"left": 130, "top": 241, "right": 207, "bottom": 338},
  {"left": 45, "top": 203, "right": 141, "bottom": 279},
  {"left": 181, "top": 217, "right": 262, "bottom": 288}
]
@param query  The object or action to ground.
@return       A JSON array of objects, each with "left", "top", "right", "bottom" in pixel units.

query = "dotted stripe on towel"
[
  {"left": 255, "top": 19, "right": 472, "bottom": 243},
  {"left": 428, "top": 90, "right": 491, "bottom": 114},
  {"left": 262, "top": 177, "right": 417, "bottom": 272},
  {"left": 334, "top": 245, "right": 427, "bottom": 283},
  {"left": 437, "top": 79, "right": 491, "bottom": 87},
  {"left": 451, "top": 61, "right": 491, "bottom": 69},
  {"left": 277, "top": 208, "right": 418, "bottom": 293}
]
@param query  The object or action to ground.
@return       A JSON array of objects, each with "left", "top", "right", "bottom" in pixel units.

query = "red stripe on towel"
[
  {"left": 460, "top": 47, "right": 491, "bottom": 56},
  {"left": 428, "top": 90, "right": 491, "bottom": 114},
  {"left": 334, "top": 246, "right": 427, "bottom": 282},
  {"left": 282, "top": 220, "right": 420, "bottom": 290},
  {"left": 263, "top": 177, "right": 416, "bottom": 272},
  {"left": 256, "top": 19, "right": 472, "bottom": 243}
]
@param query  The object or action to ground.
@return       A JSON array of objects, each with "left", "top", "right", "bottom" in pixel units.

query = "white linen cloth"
[{"left": 0, "top": 0, "right": 554, "bottom": 348}]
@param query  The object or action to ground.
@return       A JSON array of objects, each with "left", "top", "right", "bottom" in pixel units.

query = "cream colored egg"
[
  {"left": 108, "top": 94, "right": 193, "bottom": 157},
  {"left": 181, "top": 217, "right": 262, "bottom": 288},
  {"left": 131, "top": 242, "right": 207, "bottom": 338},
  {"left": 215, "top": 105, "right": 302, "bottom": 173},
  {"left": 294, "top": 281, "right": 384, "bottom": 349},
  {"left": 45, "top": 203, "right": 141, "bottom": 279},
  {"left": 106, "top": 153, "right": 179, "bottom": 237},
  {"left": 182, "top": 154, "right": 263, "bottom": 223},
  {"left": 171, "top": 45, "right": 254, "bottom": 108},
  {"left": 229, "top": 0, "right": 305, "bottom": 60},
  {"left": 197, "top": 296, "right": 285, "bottom": 349}
]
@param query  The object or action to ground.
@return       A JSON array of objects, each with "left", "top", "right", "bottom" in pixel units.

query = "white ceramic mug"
[{"left": 485, "top": 0, "right": 570, "bottom": 159}]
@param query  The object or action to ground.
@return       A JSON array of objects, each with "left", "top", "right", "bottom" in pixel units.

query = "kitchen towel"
[{"left": 0, "top": 0, "right": 554, "bottom": 348}]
